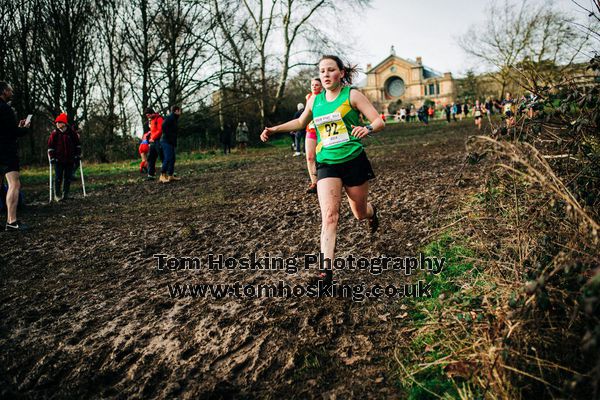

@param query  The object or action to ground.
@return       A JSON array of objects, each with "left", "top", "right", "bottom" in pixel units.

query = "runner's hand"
[
  {"left": 260, "top": 127, "right": 276, "bottom": 142},
  {"left": 351, "top": 125, "right": 370, "bottom": 139}
]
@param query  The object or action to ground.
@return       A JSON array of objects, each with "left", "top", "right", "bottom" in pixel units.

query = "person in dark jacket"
[
  {"left": 220, "top": 126, "right": 232, "bottom": 155},
  {"left": 159, "top": 105, "right": 181, "bottom": 183},
  {"left": 291, "top": 103, "right": 305, "bottom": 156},
  {"left": 444, "top": 104, "right": 451, "bottom": 123},
  {"left": 0, "top": 82, "right": 30, "bottom": 230},
  {"left": 48, "top": 113, "right": 81, "bottom": 200}
]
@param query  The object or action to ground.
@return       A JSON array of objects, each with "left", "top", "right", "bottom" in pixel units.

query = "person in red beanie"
[{"left": 48, "top": 113, "right": 81, "bottom": 200}]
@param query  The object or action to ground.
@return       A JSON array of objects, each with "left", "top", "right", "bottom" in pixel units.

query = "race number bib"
[{"left": 314, "top": 112, "right": 349, "bottom": 148}]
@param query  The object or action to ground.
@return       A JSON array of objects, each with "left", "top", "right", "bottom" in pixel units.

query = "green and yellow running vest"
[{"left": 312, "top": 86, "right": 363, "bottom": 164}]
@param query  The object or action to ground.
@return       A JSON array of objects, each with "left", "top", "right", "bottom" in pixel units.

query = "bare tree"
[
  {"left": 95, "top": 0, "right": 131, "bottom": 137},
  {"left": 210, "top": 0, "right": 370, "bottom": 127},
  {"left": 154, "top": 0, "right": 215, "bottom": 108},
  {"left": 458, "top": 0, "right": 595, "bottom": 96},
  {"left": 37, "top": 0, "right": 95, "bottom": 122},
  {"left": 122, "top": 0, "right": 163, "bottom": 124},
  {"left": 0, "top": 0, "right": 44, "bottom": 158}
]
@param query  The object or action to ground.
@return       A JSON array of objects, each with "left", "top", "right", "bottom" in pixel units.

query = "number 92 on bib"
[{"left": 314, "top": 112, "right": 350, "bottom": 148}]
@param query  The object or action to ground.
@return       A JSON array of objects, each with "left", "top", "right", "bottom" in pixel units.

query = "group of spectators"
[
  {"left": 390, "top": 104, "right": 435, "bottom": 125},
  {"left": 381, "top": 92, "right": 540, "bottom": 132},
  {"left": 219, "top": 122, "right": 250, "bottom": 155},
  {"left": 0, "top": 81, "right": 84, "bottom": 231},
  {"left": 138, "top": 106, "right": 182, "bottom": 183}
]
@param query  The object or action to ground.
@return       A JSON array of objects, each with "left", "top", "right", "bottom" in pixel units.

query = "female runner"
[{"left": 261, "top": 55, "right": 385, "bottom": 283}]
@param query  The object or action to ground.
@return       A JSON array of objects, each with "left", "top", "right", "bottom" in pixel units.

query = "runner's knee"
[
  {"left": 8, "top": 180, "right": 20, "bottom": 192},
  {"left": 322, "top": 207, "right": 339, "bottom": 227}
]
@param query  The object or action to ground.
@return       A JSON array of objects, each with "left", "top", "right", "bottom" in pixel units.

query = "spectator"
[
  {"left": 0, "top": 81, "right": 30, "bottom": 231},
  {"left": 292, "top": 103, "right": 306, "bottom": 156},
  {"left": 428, "top": 105, "right": 435, "bottom": 120},
  {"left": 220, "top": 125, "right": 232, "bottom": 154},
  {"left": 138, "top": 130, "right": 151, "bottom": 173},
  {"left": 400, "top": 107, "right": 407, "bottom": 122},
  {"left": 444, "top": 104, "right": 451, "bottom": 123},
  {"left": 144, "top": 107, "right": 164, "bottom": 180},
  {"left": 159, "top": 105, "right": 181, "bottom": 183},
  {"left": 485, "top": 98, "right": 494, "bottom": 115},
  {"left": 236, "top": 122, "right": 250, "bottom": 152},
  {"left": 456, "top": 101, "right": 463, "bottom": 121},
  {"left": 48, "top": 113, "right": 81, "bottom": 201},
  {"left": 417, "top": 105, "right": 429, "bottom": 125}
]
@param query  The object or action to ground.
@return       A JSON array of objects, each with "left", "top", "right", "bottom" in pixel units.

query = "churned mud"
[{"left": 1, "top": 121, "right": 481, "bottom": 399}]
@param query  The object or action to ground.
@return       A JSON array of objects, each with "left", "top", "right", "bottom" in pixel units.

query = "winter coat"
[
  {"left": 161, "top": 113, "right": 179, "bottom": 146},
  {"left": 0, "top": 99, "right": 27, "bottom": 158},
  {"left": 48, "top": 126, "right": 81, "bottom": 164},
  {"left": 148, "top": 114, "right": 164, "bottom": 142}
]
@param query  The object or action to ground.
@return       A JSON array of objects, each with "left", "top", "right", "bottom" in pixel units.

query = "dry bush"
[{"left": 396, "top": 57, "right": 599, "bottom": 399}]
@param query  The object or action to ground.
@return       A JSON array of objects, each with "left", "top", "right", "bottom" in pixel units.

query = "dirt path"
[{"left": 1, "top": 121, "right": 479, "bottom": 399}]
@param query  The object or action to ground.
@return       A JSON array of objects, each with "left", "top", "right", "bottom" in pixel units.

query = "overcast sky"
[{"left": 345, "top": 0, "right": 593, "bottom": 78}]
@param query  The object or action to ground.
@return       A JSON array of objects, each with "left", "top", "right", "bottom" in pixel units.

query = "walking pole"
[
  {"left": 48, "top": 154, "right": 53, "bottom": 203},
  {"left": 79, "top": 159, "right": 86, "bottom": 197}
]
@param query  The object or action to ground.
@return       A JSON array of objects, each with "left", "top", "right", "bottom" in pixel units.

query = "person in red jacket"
[
  {"left": 144, "top": 107, "right": 164, "bottom": 180},
  {"left": 48, "top": 113, "right": 81, "bottom": 200}
]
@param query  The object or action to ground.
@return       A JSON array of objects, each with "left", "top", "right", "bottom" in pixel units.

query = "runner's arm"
[
  {"left": 349, "top": 89, "right": 385, "bottom": 139},
  {"left": 260, "top": 96, "right": 315, "bottom": 142}
]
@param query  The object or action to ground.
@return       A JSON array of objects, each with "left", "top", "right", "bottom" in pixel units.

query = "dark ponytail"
[{"left": 319, "top": 55, "right": 358, "bottom": 85}]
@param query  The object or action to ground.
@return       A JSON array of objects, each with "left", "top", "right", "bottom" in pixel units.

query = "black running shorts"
[
  {"left": 0, "top": 156, "right": 20, "bottom": 174},
  {"left": 316, "top": 150, "right": 375, "bottom": 187}
]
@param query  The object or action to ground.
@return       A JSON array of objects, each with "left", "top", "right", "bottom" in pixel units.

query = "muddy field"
[{"left": 1, "top": 121, "right": 481, "bottom": 399}]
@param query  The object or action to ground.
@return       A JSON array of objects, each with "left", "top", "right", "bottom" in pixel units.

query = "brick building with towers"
[{"left": 358, "top": 47, "right": 456, "bottom": 113}]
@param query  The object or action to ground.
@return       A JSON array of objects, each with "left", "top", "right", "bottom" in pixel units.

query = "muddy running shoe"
[
  {"left": 168, "top": 175, "right": 181, "bottom": 182},
  {"left": 6, "top": 220, "right": 29, "bottom": 232},
  {"left": 306, "top": 183, "right": 317, "bottom": 194},
  {"left": 368, "top": 205, "right": 379, "bottom": 234},
  {"left": 146, "top": 175, "right": 156, "bottom": 181}
]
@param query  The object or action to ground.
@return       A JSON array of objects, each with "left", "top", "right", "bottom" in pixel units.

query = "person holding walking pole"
[
  {"left": 48, "top": 113, "right": 81, "bottom": 201},
  {"left": 48, "top": 153, "right": 53, "bottom": 203},
  {"left": 0, "top": 82, "right": 30, "bottom": 231}
]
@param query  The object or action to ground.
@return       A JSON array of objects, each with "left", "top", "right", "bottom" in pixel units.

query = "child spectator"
[{"left": 48, "top": 113, "right": 81, "bottom": 200}]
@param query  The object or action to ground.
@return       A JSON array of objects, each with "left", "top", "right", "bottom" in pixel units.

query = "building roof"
[
  {"left": 423, "top": 67, "right": 442, "bottom": 79},
  {"left": 366, "top": 54, "right": 420, "bottom": 74},
  {"left": 366, "top": 54, "right": 444, "bottom": 80}
]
